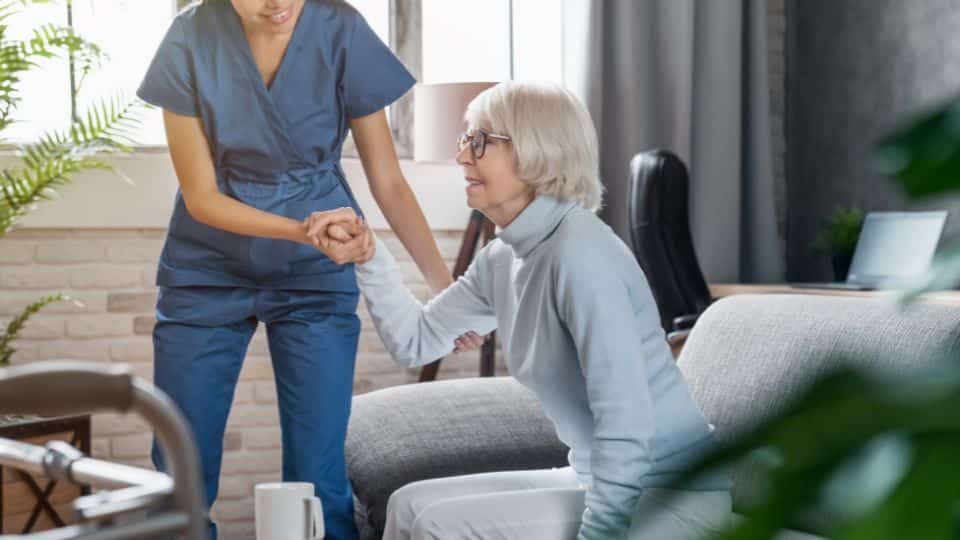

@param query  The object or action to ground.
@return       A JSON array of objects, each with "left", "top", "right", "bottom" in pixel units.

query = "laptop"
[{"left": 791, "top": 210, "right": 948, "bottom": 291}]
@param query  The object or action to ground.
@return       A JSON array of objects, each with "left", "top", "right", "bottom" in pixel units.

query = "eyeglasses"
[{"left": 456, "top": 129, "right": 512, "bottom": 160}]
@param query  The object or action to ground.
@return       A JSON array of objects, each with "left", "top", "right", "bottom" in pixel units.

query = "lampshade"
[{"left": 413, "top": 82, "right": 498, "bottom": 163}]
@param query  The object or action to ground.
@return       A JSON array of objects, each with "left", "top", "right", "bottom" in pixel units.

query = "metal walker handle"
[{"left": 0, "top": 361, "right": 208, "bottom": 540}]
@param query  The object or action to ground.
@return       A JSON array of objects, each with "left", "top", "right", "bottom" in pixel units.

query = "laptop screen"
[{"left": 847, "top": 211, "right": 947, "bottom": 287}]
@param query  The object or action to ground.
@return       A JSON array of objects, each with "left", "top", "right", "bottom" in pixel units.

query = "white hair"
[{"left": 464, "top": 81, "right": 604, "bottom": 212}]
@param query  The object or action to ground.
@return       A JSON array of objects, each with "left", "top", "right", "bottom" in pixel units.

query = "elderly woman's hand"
[{"left": 453, "top": 331, "right": 486, "bottom": 353}]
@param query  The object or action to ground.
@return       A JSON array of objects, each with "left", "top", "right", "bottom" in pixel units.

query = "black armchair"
[{"left": 628, "top": 149, "right": 712, "bottom": 346}]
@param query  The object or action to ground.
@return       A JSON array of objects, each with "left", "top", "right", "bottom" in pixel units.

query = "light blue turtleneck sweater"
[{"left": 356, "top": 196, "right": 729, "bottom": 539}]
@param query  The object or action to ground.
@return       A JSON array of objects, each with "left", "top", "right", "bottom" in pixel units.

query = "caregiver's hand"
[
  {"left": 305, "top": 208, "right": 374, "bottom": 265},
  {"left": 306, "top": 207, "right": 362, "bottom": 244}
]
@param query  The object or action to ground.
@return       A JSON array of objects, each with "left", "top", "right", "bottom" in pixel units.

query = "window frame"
[{"left": 386, "top": 0, "right": 420, "bottom": 160}]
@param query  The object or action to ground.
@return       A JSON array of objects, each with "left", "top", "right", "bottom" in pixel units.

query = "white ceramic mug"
[{"left": 255, "top": 482, "right": 324, "bottom": 540}]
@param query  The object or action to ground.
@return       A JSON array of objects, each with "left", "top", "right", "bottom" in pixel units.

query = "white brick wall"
[{"left": 0, "top": 227, "right": 506, "bottom": 537}]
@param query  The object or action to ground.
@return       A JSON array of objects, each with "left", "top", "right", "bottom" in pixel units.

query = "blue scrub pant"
[{"left": 151, "top": 286, "right": 361, "bottom": 540}]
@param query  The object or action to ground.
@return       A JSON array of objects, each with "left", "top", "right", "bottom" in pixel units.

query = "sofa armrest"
[{"left": 346, "top": 377, "right": 568, "bottom": 536}]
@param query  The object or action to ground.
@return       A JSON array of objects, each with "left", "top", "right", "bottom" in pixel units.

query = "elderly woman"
[{"left": 309, "top": 81, "right": 731, "bottom": 540}]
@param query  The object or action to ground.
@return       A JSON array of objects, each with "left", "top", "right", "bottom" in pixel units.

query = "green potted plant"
[
  {"left": 674, "top": 98, "right": 960, "bottom": 538},
  {"left": 813, "top": 206, "right": 865, "bottom": 281},
  {"left": 0, "top": 0, "right": 142, "bottom": 367}
]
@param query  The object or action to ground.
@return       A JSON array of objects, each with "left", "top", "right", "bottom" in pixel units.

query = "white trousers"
[{"left": 382, "top": 467, "right": 732, "bottom": 540}]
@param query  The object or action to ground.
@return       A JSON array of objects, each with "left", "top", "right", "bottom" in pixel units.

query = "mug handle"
[{"left": 304, "top": 496, "right": 324, "bottom": 540}]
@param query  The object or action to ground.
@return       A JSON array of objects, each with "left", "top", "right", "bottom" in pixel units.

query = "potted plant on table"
[{"left": 813, "top": 206, "right": 865, "bottom": 281}]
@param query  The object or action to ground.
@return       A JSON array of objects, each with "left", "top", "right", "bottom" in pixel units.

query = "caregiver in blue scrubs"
[{"left": 137, "top": 1, "right": 477, "bottom": 538}]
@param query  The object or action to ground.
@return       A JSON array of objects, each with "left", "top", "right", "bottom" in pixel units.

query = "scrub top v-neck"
[{"left": 138, "top": 0, "right": 415, "bottom": 291}]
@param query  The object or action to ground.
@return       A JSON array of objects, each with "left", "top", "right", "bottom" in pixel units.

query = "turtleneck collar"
[{"left": 496, "top": 196, "right": 580, "bottom": 258}]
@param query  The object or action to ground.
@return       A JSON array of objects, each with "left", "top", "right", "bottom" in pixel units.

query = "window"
[
  {"left": 9, "top": 0, "right": 562, "bottom": 154},
  {"left": 349, "top": 0, "right": 390, "bottom": 44},
  {"left": 7, "top": 0, "right": 175, "bottom": 145},
  {"left": 422, "top": 0, "right": 563, "bottom": 84},
  {"left": 422, "top": 0, "right": 511, "bottom": 83},
  {"left": 510, "top": 0, "right": 564, "bottom": 83}
]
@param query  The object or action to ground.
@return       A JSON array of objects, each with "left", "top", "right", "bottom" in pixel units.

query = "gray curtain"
[{"left": 563, "top": 0, "right": 783, "bottom": 283}]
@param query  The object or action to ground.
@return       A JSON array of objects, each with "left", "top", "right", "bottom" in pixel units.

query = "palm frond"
[
  {"left": 0, "top": 293, "right": 69, "bottom": 365},
  {"left": 28, "top": 23, "right": 105, "bottom": 92},
  {"left": 0, "top": 97, "right": 144, "bottom": 235},
  {"left": 0, "top": 19, "right": 106, "bottom": 130}
]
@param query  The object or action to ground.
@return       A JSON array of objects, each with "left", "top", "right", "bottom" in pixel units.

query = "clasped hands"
[{"left": 304, "top": 207, "right": 375, "bottom": 265}]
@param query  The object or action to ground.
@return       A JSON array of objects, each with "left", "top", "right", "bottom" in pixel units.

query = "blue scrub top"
[{"left": 137, "top": 0, "right": 415, "bottom": 291}]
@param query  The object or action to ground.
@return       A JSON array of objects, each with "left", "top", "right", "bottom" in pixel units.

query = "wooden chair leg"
[
  {"left": 418, "top": 361, "right": 441, "bottom": 383},
  {"left": 478, "top": 219, "right": 498, "bottom": 377},
  {"left": 479, "top": 332, "right": 497, "bottom": 377}
]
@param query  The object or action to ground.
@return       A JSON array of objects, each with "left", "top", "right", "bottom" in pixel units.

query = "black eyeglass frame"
[{"left": 456, "top": 129, "right": 512, "bottom": 160}]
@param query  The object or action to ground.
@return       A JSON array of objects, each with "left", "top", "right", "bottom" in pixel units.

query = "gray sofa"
[{"left": 346, "top": 294, "right": 960, "bottom": 539}]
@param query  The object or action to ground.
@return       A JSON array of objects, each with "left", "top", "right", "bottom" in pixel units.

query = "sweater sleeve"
[
  {"left": 555, "top": 253, "right": 659, "bottom": 540},
  {"left": 355, "top": 236, "right": 498, "bottom": 367}
]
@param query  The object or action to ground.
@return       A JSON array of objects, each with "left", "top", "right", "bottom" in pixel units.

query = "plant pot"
[{"left": 831, "top": 254, "right": 853, "bottom": 282}]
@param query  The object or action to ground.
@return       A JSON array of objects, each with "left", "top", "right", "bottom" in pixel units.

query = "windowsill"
[{"left": 9, "top": 153, "right": 470, "bottom": 231}]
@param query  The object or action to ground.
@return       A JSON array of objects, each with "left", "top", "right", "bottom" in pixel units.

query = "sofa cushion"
[
  {"left": 346, "top": 376, "right": 569, "bottom": 536},
  {"left": 677, "top": 294, "right": 960, "bottom": 535}
]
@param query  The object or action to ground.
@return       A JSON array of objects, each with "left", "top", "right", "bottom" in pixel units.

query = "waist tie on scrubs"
[{"left": 158, "top": 161, "right": 364, "bottom": 290}]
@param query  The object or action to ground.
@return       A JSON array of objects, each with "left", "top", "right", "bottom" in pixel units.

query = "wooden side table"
[{"left": 0, "top": 415, "right": 91, "bottom": 534}]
